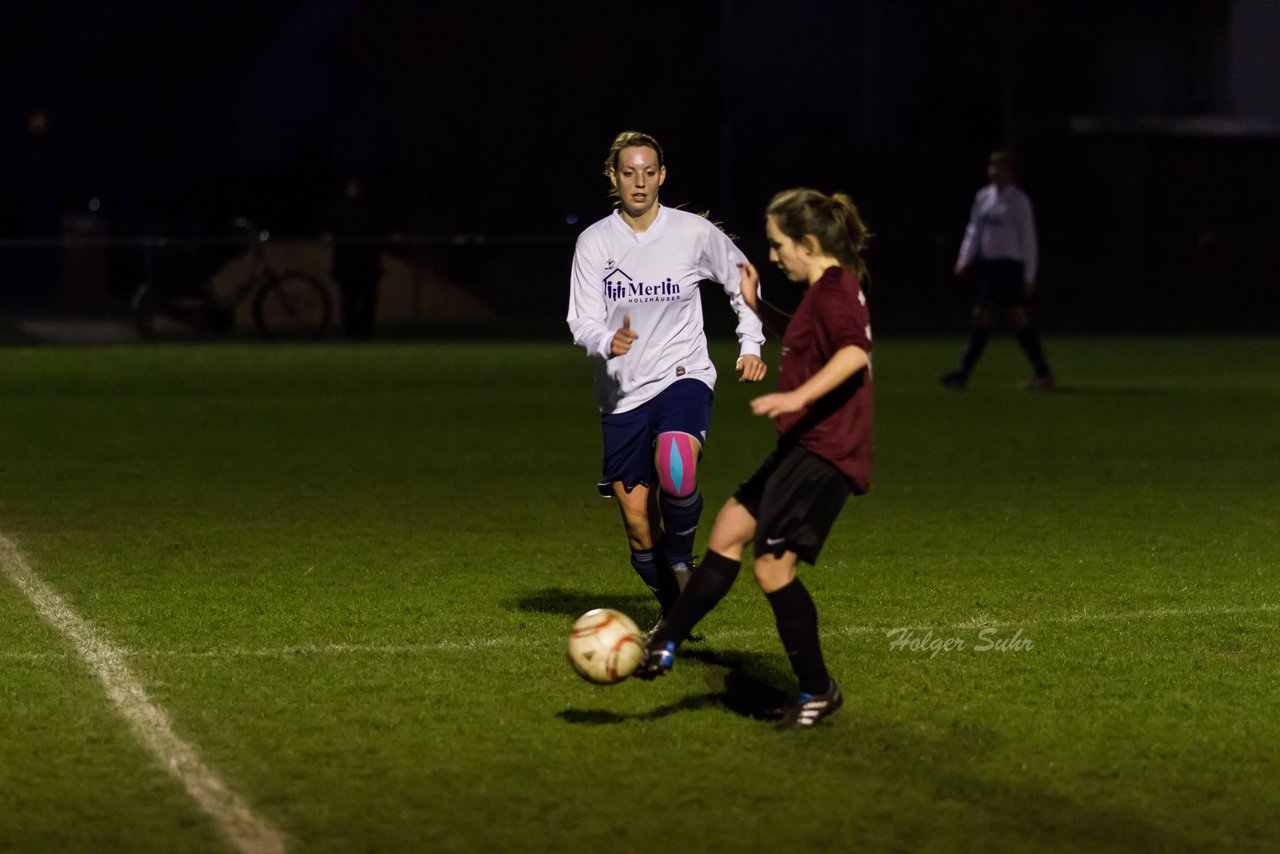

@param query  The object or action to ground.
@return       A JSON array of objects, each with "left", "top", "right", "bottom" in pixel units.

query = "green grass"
[{"left": 1, "top": 334, "right": 1277, "bottom": 852}]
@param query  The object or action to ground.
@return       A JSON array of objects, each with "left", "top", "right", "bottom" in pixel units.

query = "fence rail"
[
  {"left": 1, "top": 227, "right": 1276, "bottom": 334},
  {"left": 0, "top": 233, "right": 574, "bottom": 250}
]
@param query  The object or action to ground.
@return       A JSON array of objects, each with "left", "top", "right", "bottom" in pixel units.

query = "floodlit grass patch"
[{"left": 1, "top": 336, "right": 1277, "bottom": 852}]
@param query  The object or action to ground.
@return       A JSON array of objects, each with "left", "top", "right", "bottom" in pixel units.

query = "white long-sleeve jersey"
[
  {"left": 956, "top": 183, "right": 1039, "bottom": 283},
  {"left": 567, "top": 205, "right": 765, "bottom": 415}
]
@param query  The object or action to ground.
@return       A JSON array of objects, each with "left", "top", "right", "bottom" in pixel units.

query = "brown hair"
[
  {"left": 602, "top": 131, "right": 664, "bottom": 206},
  {"left": 989, "top": 149, "right": 1016, "bottom": 169},
  {"left": 765, "top": 188, "right": 871, "bottom": 281},
  {"left": 603, "top": 130, "right": 665, "bottom": 177}
]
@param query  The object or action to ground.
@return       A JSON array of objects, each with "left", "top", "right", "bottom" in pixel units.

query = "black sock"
[
  {"left": 659, "top": 488, "right": 702, "bottom": 567},
  {"left": 765, "top": 578, "right": 830, "bottom": 695},
  {"left": 631, "top": 548, "right": 679, "bottom": 613},
  {"left": 1015, "top": 327, "right": 1051, "bottom": 377},
  {"left": 649, "top": 550, "right": 740, "bottom": 645},
  {"left": 959, "top": 327, "right": 990, "bottom": 376}
]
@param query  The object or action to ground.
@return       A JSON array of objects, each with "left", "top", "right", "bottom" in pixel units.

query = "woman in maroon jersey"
[{"left": 637, "top": 187, "right": 873, "bottom": 731}]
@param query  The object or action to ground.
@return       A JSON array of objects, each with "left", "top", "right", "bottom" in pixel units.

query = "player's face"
[
  {"left": 765, "top": 217, "right": 810, "bottom": 283},
  {"left": 610, "top": 146, "right": 666, "bottom": 219},
  {"left": 988, "top": 158, "right": 1012, "bottom": 186}
]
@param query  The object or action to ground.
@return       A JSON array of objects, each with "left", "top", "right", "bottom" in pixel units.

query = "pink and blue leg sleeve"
[{"left": 656, "top": 432, "right": 699, "bottom": 497}]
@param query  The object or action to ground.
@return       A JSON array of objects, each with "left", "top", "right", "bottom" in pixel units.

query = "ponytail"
[{"left": 765, "top": 188, "right": 871, "bottom": 282}]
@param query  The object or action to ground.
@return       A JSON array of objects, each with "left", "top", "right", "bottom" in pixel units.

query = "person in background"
[
  {"left": 324, "top": 175, "right": 384, "bottom": 339},
  {"left": 940, "top": 150, "right": 1055, "bottom": 391}
]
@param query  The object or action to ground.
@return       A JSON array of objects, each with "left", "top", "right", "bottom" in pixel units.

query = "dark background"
[{"left": 3, "top": 0, "right": 1279, "bottom": 332}]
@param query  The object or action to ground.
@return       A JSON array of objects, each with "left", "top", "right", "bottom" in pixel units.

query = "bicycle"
[{"left": 131, "top": 219, "right": 333, "bottom": 340}]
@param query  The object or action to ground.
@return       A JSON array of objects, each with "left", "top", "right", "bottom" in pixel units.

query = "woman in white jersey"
[
  {"left": 567, "top": 130, "right": 767, "bottom": 624},
  {"left": 940, "top": 149, "right": 1055, "bottom": 391}
]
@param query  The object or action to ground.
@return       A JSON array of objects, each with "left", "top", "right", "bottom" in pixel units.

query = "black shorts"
[
  {"left": 733, "top": 442, "right": 852, "bottom": 565},
  {"left": 974, "top": 258, "right": 1027, "bottom": 310}
]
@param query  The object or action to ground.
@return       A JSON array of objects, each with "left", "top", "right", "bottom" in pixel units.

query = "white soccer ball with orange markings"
[{"left": 567, "top": 608, "right": 644, "bottom": 684}]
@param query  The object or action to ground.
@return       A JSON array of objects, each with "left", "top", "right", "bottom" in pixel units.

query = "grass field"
[{"left": 1, "top": 334, "right": 1277, "bottom": 853}]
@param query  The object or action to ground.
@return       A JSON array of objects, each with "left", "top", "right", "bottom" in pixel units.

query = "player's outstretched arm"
[
  {"left": 737, "top": 262, "right": 792, "bottom": 339},
  {"left": 750, "top": 346, "right": 868, "bottom": 418}
]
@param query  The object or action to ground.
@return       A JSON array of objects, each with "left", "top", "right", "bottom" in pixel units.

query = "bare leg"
[
  {"left": 612, "top": 481, "right": 657, "bottom": 551},
  {"left": 706, "top": 497, "right": 756, "bottom": 560},
  {"left": 612, "top": 482, "right": 678, "bottom": 613},
  {"left": 752, "top": 550, "right": 799, "bottom": 594}
]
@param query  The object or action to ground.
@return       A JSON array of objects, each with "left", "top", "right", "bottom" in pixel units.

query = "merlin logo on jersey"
[{"left": 603, "top": 268, "right": 681, "bottom": 304}]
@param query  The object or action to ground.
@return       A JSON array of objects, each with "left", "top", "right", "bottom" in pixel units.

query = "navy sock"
[
  {"left": 959, "top": 327, "right": 990, "bottom": 376},
  {"left": 650, "top": 550, "right": 740, "bottom": 646},
  {"left": 1015, "top": 327, "right": 1051, "bottom": 377},
  {"left": 765, "top": 578, "right": 830, "bottom": 695},
  {"left": 659, "top": 488, "right": 703, "bottom": 567},
  {"left": 631, "top": 548, "right": 679, "bottom": 614}
]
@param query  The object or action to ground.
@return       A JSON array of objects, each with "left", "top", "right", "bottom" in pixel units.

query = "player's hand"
[
  {"left": 737, "top": 262, "right": 760, "bottom": 312},
  {"left": 954, "top": 261, "right": 968, "bottom": 277},
  {"left": 610, "top": 314, "right": 638, "bottom": 357},
  {"left": 750, "top": 390, "right": 805, "bottom": 418},
  {"left": 735, "top": 354, "right": 767, "bottom": 383},
  {"left": 1024, "top": 280, "right": 1036, "bottom": 298}
]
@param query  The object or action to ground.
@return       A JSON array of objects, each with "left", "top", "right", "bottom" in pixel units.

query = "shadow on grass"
[
  {"left": 557, "top": 645, "right": 794, "bottom": 725},
  {"left": 843, "top": 716, "right": 1195, "bottom": 851},
  {"left": 561, "top": 672, "right": 1197, "bottom": 851},
  {"left": 512, "top": 586, "right": 653, "bottom": 619},
  {"left": 683, "top": 647, "right": 793, "bottom": 720},
  {"left": 558, "top": 693, "right": 719, "bottom": 725}
]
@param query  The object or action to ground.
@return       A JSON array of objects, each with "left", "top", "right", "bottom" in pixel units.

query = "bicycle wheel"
[{"left": 253, "top": 273, "right": 332, "bottom": 339}]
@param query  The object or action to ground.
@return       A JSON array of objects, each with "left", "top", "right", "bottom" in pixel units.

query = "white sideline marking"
[
  {"left": 3, "top": 603, "right": 1275, "bottom": 663},
  {"left": 0, "top": 534, "right": 287, "bottom": 854}
]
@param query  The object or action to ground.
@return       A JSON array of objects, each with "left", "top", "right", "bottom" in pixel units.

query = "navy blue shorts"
[
  {"left": 597, "top": 379, "right": 713, "bottom": 498},
  {"left": 974, "top": 258, "right": 1028, "bottom": 310}
]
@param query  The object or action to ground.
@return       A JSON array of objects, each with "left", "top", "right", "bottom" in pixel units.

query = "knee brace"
[{"left": 656, "top": 431, "right": 699, "bottom": 497}]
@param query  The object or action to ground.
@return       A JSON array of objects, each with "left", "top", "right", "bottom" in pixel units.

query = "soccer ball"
[{"left": 567, "top": 608, "right": 645, "bottom": 685}]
